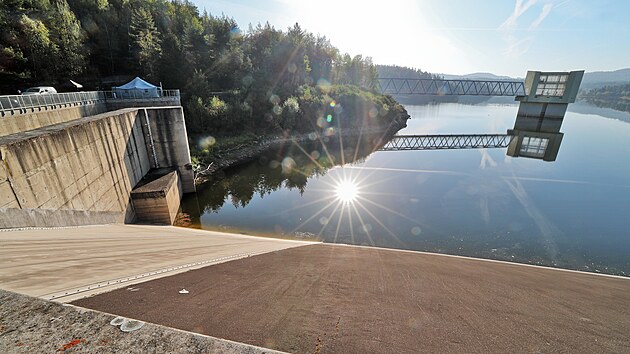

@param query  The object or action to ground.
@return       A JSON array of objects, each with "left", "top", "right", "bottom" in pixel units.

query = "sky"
[{"left": 192, "top": 0, "right": 630, "bottom": 77}]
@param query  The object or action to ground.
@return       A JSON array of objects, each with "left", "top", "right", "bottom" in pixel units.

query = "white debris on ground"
[{"left": 0, "top": 289, "right": 285, "bottom": 353}]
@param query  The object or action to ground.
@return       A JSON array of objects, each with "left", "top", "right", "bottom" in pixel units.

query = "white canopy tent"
[{"left": 113, "top": 77, "right": 161, "bottom": 98}]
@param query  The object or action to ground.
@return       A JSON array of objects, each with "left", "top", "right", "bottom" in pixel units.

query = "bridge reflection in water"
[
  {"left": 380, "top": 116, "right": 563, "bottom": 162},
  {"left": 379, "top": 129, "right": 562, "bottom": 162},
  {"left": 380, "top": 134, "right": 513, "bottom": 151}
]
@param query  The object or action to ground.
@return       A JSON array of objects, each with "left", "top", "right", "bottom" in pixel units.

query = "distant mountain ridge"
[
  {"left": 375, "top": 65, "right": 440, "bottom": 80},
  {"left": 439, "top": 72, "right": 521, "bottom": 81},
  {"left": 378, "top": 65, "right": 630, "bottom": 86},
  {"left": 375, "top": 66, "right": 522, "bottom": 81},
  {"left": 580, "top": 68, "right": 630, "bottom": 90},
  {"left": 440, "top": 69, "right": 630, "bottom": 89}
]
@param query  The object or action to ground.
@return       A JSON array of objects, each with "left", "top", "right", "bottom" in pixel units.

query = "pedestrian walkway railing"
[
  {"left": 0, "top": 89, "right": 180, "bottom": 116},
  {"left": 0, "top": 91, "right": 105, "bottom": 116},
  {"left": 102, "top": 89, "right": 180, "bottom": 101}
]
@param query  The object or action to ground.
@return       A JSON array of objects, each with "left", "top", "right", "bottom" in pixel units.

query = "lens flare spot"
[
  {"left": 269, "top": 94, "right": 281, "bottom": 105},
  {"left": 411, "top": 226, "right": 422, "bottom": 236},
  {"left": 199, "top": 136, "right": 216, "bottom": 149},
  {"left": 329, "top": 100, "right": 336, "bottom": 107},
  {"left": 326, "top": 114, "right": 332, "bottom": 122},
  {"left": 281, "top": 157, "right": 296, "bottom": 174},
  {"left": 242, "top": 75, "right": 254, "bottom": 87},
  {"left": 335, "top": 180, "right": 358, "bottom": 203},
  {"left": 317, "top": 78, "right": 331, "bottom": 89}
]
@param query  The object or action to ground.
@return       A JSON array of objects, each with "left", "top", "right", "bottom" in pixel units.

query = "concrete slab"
[
  {"left": 73, "top": 244, "right": 630, "bottom": 354},
  {"left": 0, "top": 224, "right": 316, "bottom": 302},
  {"left": 131, "top": 169, "right": 182, "bottom": 225},
  {"left": 0, "top": 289, "right": 285, "bottom": 354}
]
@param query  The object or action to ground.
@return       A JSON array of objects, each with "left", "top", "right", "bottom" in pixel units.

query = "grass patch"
[{"left": 189, "top": 132, "right": 262, "bottom": 167}]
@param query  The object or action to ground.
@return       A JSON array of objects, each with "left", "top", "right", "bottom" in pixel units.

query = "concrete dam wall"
[
  {"left": 0, "top": 96, "right": 181, "bottom": 138},
  {"left": 0, "top": 107, "right": 193, "bottom": 228},
  {"left": 0, "top": 103, "right": 109, "bottom": 138}
]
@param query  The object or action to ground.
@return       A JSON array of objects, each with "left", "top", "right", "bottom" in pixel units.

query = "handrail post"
[{"left": 7, "top": 96, "right": 14, "bottom": 112}]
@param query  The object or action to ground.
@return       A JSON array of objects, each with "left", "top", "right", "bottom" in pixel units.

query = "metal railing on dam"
[
  {"left": 0, "top": 91, "right": 104, "bottom": 115},
  {"left": 0, "top": 89, "right": 180, "bottom": 116},
  {"left": 103, "top": 89, "right": 181, "bottom": 101}
]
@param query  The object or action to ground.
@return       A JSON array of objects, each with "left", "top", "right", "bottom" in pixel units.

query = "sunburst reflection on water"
[{"left": 179, "top": 103, "right": 630, "bottom": 276}]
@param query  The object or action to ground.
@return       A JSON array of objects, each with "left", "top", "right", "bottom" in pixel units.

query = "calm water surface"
[{"left": 181, "top": 102, "right": 630, "bottom": 276}]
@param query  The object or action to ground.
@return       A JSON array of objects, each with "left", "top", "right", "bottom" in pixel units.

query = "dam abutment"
[{"left": 0, "top": 106, "right": 194, "bottom": 228}]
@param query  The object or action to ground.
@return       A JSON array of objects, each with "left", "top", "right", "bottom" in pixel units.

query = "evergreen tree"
[
  {"left": 129, "top": 8, "right": 161, "bottom": 80},
  {"left": 48, "top": 0, "right": 85, "bottom": 78}
]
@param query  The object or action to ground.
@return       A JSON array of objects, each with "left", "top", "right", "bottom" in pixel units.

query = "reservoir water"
[{"left": 181, "top": 102, "right": 630, "bottom": 276}]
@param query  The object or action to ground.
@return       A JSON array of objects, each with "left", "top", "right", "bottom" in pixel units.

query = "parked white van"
[{"left": 22, "top": 86, "right": 57, "bottom": 95}]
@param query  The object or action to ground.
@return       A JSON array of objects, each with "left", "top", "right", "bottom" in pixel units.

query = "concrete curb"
[
  {"left": 0, "top": 289, "right": 286, "bottom": 354},
  {"left": 334, "top": 243, "right": 630, "bottom": 280}
]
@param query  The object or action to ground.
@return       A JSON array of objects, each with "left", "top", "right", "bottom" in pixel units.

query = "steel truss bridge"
[
  {"left": 375, "top": 78, "right": 526, "bottom": 96},
  {"left": 379, "top": 134, "right": 514, "bottom": 151}
]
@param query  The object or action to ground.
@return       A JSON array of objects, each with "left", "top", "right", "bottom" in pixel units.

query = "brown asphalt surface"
[{"left": 72, "top": 244, "right": 630, "bottom": 353}]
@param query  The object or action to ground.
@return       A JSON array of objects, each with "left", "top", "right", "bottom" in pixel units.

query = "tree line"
[
  {"left": 0, "top": 0, "right": 411, "bottom": 138},
  {"left": 375, "top": 64, "right": 462, "bottom": 105},
  {"left": 376, "top": 64, "right": 442, "bottom": 80}
]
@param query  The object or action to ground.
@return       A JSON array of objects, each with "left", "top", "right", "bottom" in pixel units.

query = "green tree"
[
  {"left": 0, "top": 0, "right": 85, "bottom": 84},
  {"left": 19, "top": 14, "right": 55, "bottom": 80},
  {"left": 129, "top": 8, "right": 161, "bottom": 80},
  {"left": 48, "top": 0, "right": 85, "bottom": 78},
  {"left": 333, "top": 54, "right": 377, "bottom": 89}
]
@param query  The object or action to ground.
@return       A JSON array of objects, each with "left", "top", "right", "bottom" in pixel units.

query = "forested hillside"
[
  {"left": 0, "top": 0, "right": 407, "bottom": 138},
  {"left": 580, "top": 83, "right": 630, "bottom": 113},
  {"left": 580, "top": 69, "right": 630, "bottom": 90},
  {"left": 376, "top": 65, "right": 441, "bottom": 80},
  {"left": 375, "top": 64, "right": 459, "bottom": 104}
]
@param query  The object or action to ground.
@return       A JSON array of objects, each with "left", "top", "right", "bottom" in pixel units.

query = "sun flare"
[{"left": 335, "top": 180, "right": 359, "bottom": 203}]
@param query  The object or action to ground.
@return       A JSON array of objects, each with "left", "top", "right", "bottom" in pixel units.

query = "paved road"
[
  {"left": 0, "top": 224, "right": 315, "bottom": 302},
  {"left": 74, "top": 244, "right": 630, "bottom": 354}
]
